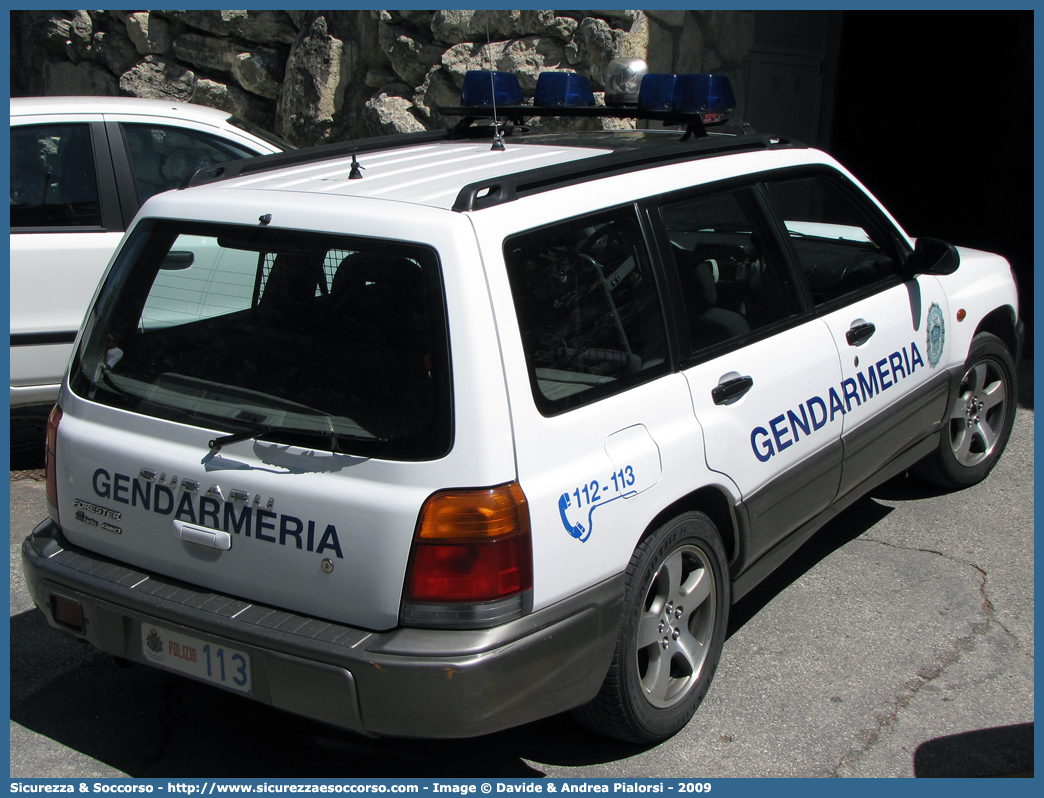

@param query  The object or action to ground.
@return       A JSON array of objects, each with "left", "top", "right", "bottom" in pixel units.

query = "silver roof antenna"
[
  {"left": 486, "top": 16, "right": 506, "bottom": 152},
  {"left": 346, "top": 43, "right": 365, "bottom": 178},
  {"left": 347, "top": 112, "right": 364, "bottom": 179}
]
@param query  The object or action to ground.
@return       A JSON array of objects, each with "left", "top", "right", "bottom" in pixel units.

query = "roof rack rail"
[
  {"left": 177, "top": 108, "right": 798, "bottom": 211},
  {"left": 452, "top": 133, "right": 801, "bottom": 212},
  {"left": 181, "top": 129, "right": 457, "bottom": 189}
]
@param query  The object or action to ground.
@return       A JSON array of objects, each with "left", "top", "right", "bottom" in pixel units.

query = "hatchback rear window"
[{"left": 72, "top": 220, "right": 452, "bottom": 461}]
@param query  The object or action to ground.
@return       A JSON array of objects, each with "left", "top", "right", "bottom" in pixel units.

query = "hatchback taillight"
[
  {"left": 45, "top": 405, "right": 63, "bottom": 523},
  {"left": 401, "top": 482, "right": 532, "bottom": 629}
]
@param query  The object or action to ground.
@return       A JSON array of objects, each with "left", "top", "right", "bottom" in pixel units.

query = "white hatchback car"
[
  {"left": 21, "top": 70, "right": 1022, "bottom": 743},
  {"left": 10, "top": 96, "right": 287, "bottom": 414}
]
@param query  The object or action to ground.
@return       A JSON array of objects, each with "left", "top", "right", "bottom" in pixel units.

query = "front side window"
[
  {"left": 504, "top": 206, "right": 668, "bottom": 414},
  {"left": 72, "top": 221, "right": 451, "bottom": 461},
  {"left": 10, "top": 123, "right": 101, "bottom": 228},
  {"left": 765, "top": 173, "right": 905, "bottom": 306},
  {"left": 659, "top": 186, "right": 804, "bottom": 360},
  {"left": 121, "top": 124, "right": 255, "bottom": 203}
]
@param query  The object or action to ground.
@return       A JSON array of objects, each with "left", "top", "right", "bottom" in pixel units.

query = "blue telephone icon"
[{"left": 558, "top": 493, "right": 591, "bottom": 542}]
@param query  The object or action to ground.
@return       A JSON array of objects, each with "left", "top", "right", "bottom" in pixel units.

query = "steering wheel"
[
  {"left": 837, "top": 256, "right": 882, "bottom": 292},
  {"left": 579, "top": 225, "right": 616, "bottom": 255}
]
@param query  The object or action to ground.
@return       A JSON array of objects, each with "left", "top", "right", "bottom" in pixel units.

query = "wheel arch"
[
  {"left": 640, "top": 484, "right": 742, "bottom": 569},
  {"left": 974, "top": 305, "right": 1020, "bottom": 361}
]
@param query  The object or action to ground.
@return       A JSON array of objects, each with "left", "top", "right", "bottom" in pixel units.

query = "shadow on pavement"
[
  {"left": 10, "top": 414, "right": 46, "bottom": 471},
  {"left": 727, "top": 492, "right": 894, "bottom": 638},
  {"left": 1016, "top": 360, "right": 1033, "bottom": 410},
  {"left": 913, "top": 722, "right": 1034, "bottom": 777}
]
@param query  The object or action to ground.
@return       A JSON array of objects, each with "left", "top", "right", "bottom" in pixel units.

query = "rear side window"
[
  {"left": 73, "top": 221, "right": 452, "bottom": 461},
  {"left": 765, "top": 174, "right": 904, "bottom": 305},
  {"left": 504, "top": 206, "right": 668, "bottom": 414},
  {"left": 10, "top": 123, "right": 101, "bottom": 228},
  {"left": 121, "top": 124, "right": 256, "bottom": 204}
]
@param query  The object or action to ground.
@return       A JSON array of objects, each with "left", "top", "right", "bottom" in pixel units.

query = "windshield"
[{"left": 72, "top": 220, "right": 452, "bottom": 460}]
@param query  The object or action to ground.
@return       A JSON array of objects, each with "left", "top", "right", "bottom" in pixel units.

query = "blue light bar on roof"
[
  {"left": 672, "top": 73, "right": 736, "bottom": 114},
  {"left": 460, "top": 70, "right": 524, "bottom": 108},
  {"left": 534, "top": 72, "right": 596, "bottom": 107},
  {"left": 637, "top": 72, "right": 736, "bottom": 123},
  {"left": 637, "top": 74, "right": 677, "bottom": 112}
]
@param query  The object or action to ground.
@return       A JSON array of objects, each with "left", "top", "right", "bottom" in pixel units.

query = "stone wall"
[{"left": 9, "top": 10, "right": 755, "bottom": 146}]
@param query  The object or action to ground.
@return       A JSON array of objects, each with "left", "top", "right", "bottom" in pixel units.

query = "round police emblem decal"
[{"left": 926, "top": 303, "right": 945, "bottom": 367}]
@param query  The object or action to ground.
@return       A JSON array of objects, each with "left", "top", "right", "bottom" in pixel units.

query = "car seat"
[{"left": 676, "top": 247, "right": 750, "bottom": 349}]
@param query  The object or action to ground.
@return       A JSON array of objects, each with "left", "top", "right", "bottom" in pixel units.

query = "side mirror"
[{"left": 907, "top": 237, "right": 959, "bottom": 276}]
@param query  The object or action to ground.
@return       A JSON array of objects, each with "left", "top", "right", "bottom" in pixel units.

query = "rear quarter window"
[{"left": 503, "top": 205, "right": 669, "bottom": 415}]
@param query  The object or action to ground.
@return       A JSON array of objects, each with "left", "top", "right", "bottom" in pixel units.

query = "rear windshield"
[{"left": 71, "top": 220, "right": 452, "bottom": 460}]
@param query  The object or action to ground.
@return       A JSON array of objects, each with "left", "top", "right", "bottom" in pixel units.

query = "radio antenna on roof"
[
  {"left": 486, "top": 17, "right": 506, "bottom": 152},
  {"left": 346, "top": 44, "right": 364, "bottom": 178},
  {"left": 347, "top": 102, "right": 364, "bottom": 176}
]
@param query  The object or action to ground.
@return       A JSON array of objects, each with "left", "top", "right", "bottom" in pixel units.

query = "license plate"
[{"left": 141, "top": 623, "right": 252, "bottom": 694}]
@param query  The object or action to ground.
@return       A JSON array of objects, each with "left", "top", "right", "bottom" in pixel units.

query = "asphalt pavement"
[{"left": 8, "top": 363, "right": 1034, "bottom": 778}]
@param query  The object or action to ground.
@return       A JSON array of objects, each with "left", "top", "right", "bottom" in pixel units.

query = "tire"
[
  {"left": 915, "top": 332, "right": 1017, "bottom": 489},
  {"left": 573, "top": 512, "right": 729, "bottom": 743}
]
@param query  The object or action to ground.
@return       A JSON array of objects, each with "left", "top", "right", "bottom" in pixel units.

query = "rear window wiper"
[{"left": 208, "top": 424, "right": 385, "bottom": 454}]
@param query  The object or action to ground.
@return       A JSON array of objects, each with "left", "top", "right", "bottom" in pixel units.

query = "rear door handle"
[
  {"left": 173, "top": 520, "right": 231, "bottom": 551},
  {"left": 846, "top": 321, "right": 876, "bottom": 347},
  {"left": 712, "top": 375, "right": 753, "bottom": 405}
]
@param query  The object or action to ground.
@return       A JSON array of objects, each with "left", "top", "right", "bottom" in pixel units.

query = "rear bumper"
[{"left": 21, "top": 519, "right": 623, "bottom": 738}]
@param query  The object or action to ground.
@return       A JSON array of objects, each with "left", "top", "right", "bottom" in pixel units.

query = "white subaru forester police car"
[{"left": 22, "top": 69, "right": 1022, "bottom": 744}]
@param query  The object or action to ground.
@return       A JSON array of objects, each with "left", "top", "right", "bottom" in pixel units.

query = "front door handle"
[
  {"left": 846, "top": 321, "right": 876, "bottom": 347},
  {"left": 712, "top": 375, "right": 753, "bottom": 405}
]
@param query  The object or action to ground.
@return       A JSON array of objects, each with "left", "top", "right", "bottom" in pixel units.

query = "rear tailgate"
[{"left": 56, "top": 405, "right": 435, "bottom": 631}]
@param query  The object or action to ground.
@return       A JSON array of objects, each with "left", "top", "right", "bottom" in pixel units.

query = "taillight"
[
  {"left": 45, "top": 405, "right": 62, "bottom": 524},
  {"left": 402, "top": 482, "right": 532, "bottom": 629}
]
